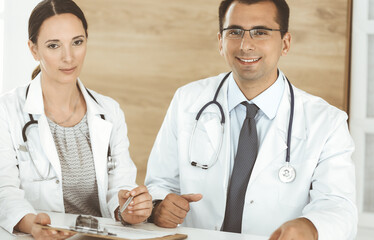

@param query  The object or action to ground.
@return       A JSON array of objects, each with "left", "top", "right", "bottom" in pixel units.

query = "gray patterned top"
[{"left": 47, "top": 114, "right": 101, "bottom": 217}]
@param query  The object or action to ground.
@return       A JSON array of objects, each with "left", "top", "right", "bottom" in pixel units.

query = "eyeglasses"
[{"left": 222, "top": 27, "right": 285, "bottom": 40}]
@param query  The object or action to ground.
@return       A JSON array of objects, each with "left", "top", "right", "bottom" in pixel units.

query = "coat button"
[{"left": 55, "top": 179, "right": 60, "bottom": 184}]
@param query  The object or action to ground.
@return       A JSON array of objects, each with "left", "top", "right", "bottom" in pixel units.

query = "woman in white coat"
[{"left": 0, "top": 0, "right": 152, "bottom": 239}]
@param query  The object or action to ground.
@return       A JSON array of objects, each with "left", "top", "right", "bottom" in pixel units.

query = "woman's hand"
[
  {"left": 30, "top": 213, "right": 74, "bottom": 240},
  {"left": 117, "top": 185, "right": 152, "bottom": 224}
]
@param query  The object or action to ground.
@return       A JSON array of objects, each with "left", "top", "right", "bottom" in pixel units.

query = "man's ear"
[
  {"left": 218, "top": 32, "right": 224, "bottom": 56},
  {"left": 28, "top": 40, "right": 39, "bottom": 61},
  {"left": 281, "top": 32, "right": 291, "bottom": 56}
]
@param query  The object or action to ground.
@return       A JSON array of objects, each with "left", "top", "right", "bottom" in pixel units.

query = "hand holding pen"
[{"left": 117, "top": 185, "right": 152, "bottom": 225}]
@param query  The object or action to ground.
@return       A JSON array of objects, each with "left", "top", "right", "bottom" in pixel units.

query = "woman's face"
[{"left": 28, "top": 13, "right": 87, "bottom": 85}]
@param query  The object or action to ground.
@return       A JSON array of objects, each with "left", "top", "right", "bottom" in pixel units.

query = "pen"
[{"left": 120, "top": 196, "right": 134, "bottom": 213}]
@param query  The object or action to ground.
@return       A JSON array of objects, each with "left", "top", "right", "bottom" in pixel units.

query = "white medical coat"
[
  {"left": 145, "top": 72, "right": 357, "bottom": 240},
  {"left": 0, "top": 75, "right": 137, "bottom": 233}
]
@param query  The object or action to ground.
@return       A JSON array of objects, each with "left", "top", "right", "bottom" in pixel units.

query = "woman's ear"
[{"left": 28, "top": 40, "right": 39, "bottom": 61}]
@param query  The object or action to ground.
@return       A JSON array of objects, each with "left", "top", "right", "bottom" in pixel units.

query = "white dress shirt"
[{"left": 228, "top": 71, "right": 285, "bottom": 174}]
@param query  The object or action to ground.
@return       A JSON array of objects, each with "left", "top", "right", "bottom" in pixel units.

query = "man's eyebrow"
[
  {"left": 72, "top": 35, "right": 85, "bottom": 40},
  {"left": 224, "top": 25, "right": 272, "bottom": 30},
  {"left": 224, "top": 24, "right": 244, "bottom": 29}
]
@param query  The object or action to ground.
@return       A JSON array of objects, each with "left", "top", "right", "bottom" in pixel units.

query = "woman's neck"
[
  {"left": 41, "top": 77, "right": 80, "bottom": 111},
  {"left": 41, "top": 75, "right": 86, "bottom": 126}
]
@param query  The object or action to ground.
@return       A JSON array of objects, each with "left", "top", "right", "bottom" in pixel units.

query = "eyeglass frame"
[{"left": 221, "top": 27, "right": 286, "bottom": 40}]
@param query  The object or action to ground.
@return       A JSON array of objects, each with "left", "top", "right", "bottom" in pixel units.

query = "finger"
[
  {"left": 57, "top": 230, "right": 75, "bottom": 239},
  {"left": 163, "top": 196, "right": 189, "bottom": 216},
  {"left": 118, "top": 189, "right": 131, "bottom": 199},
  {"left": 44, "top": 230, "right": 69, "bottom": 240},
  {"left": 277, "top": 230, "right": 289, "bottom": 240},
  {"left": 159, "top": 207, "right": 184, "bottom": 225},
  {"left": 155, "top": 214, "right": 179, "bottom": 228},
  {"left": 129, "top": 185, "right": 148, "bottom": 197},
  {"left": 181, "top": 193, "right": 203, "bottom": 202},
  {"left": 269, "top": 230, "right": 281, "bottom": 240},
  {"left": 130, "top": 192, "right": 152, "bottom": 206},
  {"left": 128, "top": 200, "right": 152, "bottom": 211},
  {"left": 127, "top": 208, "right": 152, "bottom": 217},
  {"left": 34, "top": 213, "right": 51, "bottom": 225}
]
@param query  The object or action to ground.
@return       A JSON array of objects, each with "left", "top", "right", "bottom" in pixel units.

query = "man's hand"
[
  {"left": 118, "top": 185, "right": 152, "bottom": 224},
  {"left": 269, "top": 217, "right": 318, "bottom": 240},
  {"left": 152, "top": 193, "right": 203, "bottom": 228}
]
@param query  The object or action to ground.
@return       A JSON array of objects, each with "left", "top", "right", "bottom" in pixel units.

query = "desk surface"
[{"left": 0, "top": 212, "right": 268, "bottom": 240}]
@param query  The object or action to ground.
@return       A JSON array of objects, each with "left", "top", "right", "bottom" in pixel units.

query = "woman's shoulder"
[{"left": 0, "top": 84, "right": 29, "bottom": 108}]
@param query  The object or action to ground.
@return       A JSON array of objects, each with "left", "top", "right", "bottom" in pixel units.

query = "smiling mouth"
[{"left": 237, "top": 57, "right": 261, "bottom": 63}]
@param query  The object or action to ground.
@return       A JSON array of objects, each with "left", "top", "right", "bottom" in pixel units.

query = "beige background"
[{"left": 75, "top": 0, "right": 351, "bottom": 184}]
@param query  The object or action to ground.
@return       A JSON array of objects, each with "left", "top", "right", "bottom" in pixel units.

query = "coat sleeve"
[
  {"left": 145, "top": 89, "right": 182, "bottom": 200},
  {"left": 105, "top": 100, "right": 137, "bottom": 219},
  {"left": 0, "top": 103, "right": 37, "bottom": 233},
  {"left": 302, "top": 112, "right": 357, "bottom": 240}
]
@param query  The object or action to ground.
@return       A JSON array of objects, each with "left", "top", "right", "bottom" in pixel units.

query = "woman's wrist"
[{"left": 14, "top": 213, "right": 37, "bottom": 234}]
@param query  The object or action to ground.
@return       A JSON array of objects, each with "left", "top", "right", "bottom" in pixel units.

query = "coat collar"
[
  {"left": 183, "top": 72, "right": 307, "bottom": 188},
  {"left": 275, "top": 79, "right": 306, "bottom": 141},
  {"left": 23, "top": 74, "right": 110, "bottom": 183},
  {"left": 23, "top": 74, "right": 105, "bottom": 117},
  {"left": 187, "top": 72, "right": 230, "bottom": 115},
  {"left": 186, "top": 72, "right": 306, "bottom": 140}
]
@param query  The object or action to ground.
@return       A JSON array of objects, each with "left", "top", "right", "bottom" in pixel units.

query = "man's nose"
[{"left": 240, "top": 31, "right": 255, "bottom": 52}]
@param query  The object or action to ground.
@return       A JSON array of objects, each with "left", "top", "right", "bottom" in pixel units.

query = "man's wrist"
[
  {"left": 117, "top": 207, "right": 130, "bottom": 226},
  {"left": 147, "top": 200, "right": 162, "bottom": 223}
]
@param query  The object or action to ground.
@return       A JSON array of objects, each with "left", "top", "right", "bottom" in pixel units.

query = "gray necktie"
[{"left": 222, "top": 102, "right": 259, "bottom": 233}]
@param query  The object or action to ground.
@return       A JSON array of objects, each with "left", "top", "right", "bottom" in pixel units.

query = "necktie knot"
[{"left": 241, "top": 102, "right": 258, "bottom": 119}]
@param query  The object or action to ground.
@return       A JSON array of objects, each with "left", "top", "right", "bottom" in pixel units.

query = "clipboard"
[{"left": 38, "top": 215, "right": 187, "bottom": 240}]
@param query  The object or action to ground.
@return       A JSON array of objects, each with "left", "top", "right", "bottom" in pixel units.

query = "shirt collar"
[{"left": 227, "top": 70, "right": 285, "bottom": 119}]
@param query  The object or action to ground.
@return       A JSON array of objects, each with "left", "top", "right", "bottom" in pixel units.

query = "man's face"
[{"left": 218, "top": 1, "right": 291, "bottom": 89}]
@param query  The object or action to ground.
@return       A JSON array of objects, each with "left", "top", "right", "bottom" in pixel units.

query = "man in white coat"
[{"left": 145, "top": 0, "right": 357, "bottom": 239}]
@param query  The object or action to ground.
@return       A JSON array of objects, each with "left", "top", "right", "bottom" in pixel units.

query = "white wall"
[
  {"left": 1, "top": 0, "right": 41, "bottom": 93},
  {"left": 0, "top": 1, "right": 4, "bottom": 93}
]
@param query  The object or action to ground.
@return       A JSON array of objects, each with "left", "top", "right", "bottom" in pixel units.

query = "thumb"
[
  {"left": 34, "top": 213, "right": 51, "bottom": 226},
  {"left": 181, "top": 193, "right": 203, "bottom": 203}
]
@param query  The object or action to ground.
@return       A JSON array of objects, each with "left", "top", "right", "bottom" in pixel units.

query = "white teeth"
[{"left": 240, "top": 58, "right": 259, "bottom": 62}]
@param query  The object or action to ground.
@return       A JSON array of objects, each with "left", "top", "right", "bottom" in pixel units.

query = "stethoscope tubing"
[
  {"left": 285, "top": 76, "right": 294, "bottom": 163},
  {"left": 21, "top": 84, "right": 115, "bottom": 181},
  {"left": 189, "top": 72, "right": 295, "bottom": 173}
]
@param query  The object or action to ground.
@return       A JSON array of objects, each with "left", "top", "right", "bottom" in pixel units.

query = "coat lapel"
[
  {"left": 248, "top": 80, "right": 306, "bottom": 186},
  {"left": 187, "top": 73, "right": 231, "bottom": 152},
  {"left": 79, "top": 82, "right": 112, "bottom": 196},
  {"left": 24, "top": 75, "right": 62, "bottom": 180},
  {"left": 23, "top": 76, "right": 113, "bottom": 183}
]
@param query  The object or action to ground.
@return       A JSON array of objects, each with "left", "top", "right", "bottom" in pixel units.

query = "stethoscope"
[
  {"left": 19, "top": 85, "right": 116, "bottom": 182},
  {"left": 188, "top": 72, "right": 296, "bottom": 183}
]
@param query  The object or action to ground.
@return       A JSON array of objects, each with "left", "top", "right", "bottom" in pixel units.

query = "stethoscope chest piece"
[
  {"left": 107, "top": 156, "right": 116, "bottom": 172},
  {"left": 278, "top": 163, "right": 296, "bottom": 183}
]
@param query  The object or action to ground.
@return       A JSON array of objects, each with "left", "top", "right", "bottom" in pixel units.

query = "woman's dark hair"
[{"left": 29, "top": 0, "right": 88, "bottom": 79}]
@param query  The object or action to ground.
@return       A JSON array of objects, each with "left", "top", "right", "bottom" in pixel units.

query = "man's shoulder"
[
  {"left": 293, "top": 86, "right": 347, "bottom": 121},
  {"left": 177, "top": 72, "right": 228, "bottom": 94}
]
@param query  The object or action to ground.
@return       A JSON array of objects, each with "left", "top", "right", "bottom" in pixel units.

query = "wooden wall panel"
[{"left": 75, "top": 0, "right": 350, "bottom": 184}]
